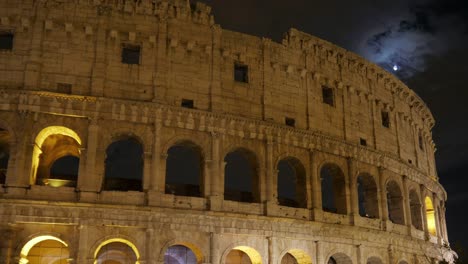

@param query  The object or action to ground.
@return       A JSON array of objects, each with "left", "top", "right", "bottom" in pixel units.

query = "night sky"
[{"left": 197, "top": 0, "right": 468, "bottom": 254}]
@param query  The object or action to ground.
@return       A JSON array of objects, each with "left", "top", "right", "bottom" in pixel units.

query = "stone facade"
[{"left": 0, "top": 0, "right": 451, "bottom": 264}]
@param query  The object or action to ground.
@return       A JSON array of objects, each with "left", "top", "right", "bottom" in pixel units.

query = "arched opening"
[
  {"left": 367, "top": 257, "right": 383, "bottom": 264},
  {"left": 33, "top": 126, "right": 81, "bottom": 188},
  {"left": 0, "top": 128, "right": 11, "bottom": 185},
  {"left": 224, "top": 148, "right": 259, "bottom": 203},
  {"left": 19, "top": 235, "right": 69, "bottom": 264},
  {"left": 225, "top": 246, "right": 262, "bottom": 264},
  {"left": 386, "top": 181, "right": 405, "bottom": 225},
  {"left": 357, "top": 173, "right": 379, "bottom": 218},
  {"left": 164, "top": 245, "right": 200, "bottom": 264},
  {"left": 281, "top": 250, "right": 312, "bottom": 264},
  {"left": 95, "top": 241, "right": 139, "bottom": 264},
  {"left": 165, "top": 141, "right": 203, "bottom": 197},
  {"left": 277, "top": 157, "right": 307, "bottom": 208},
  {"left": 409, "top": 190, "right": 423, "bottom": 230},
  {"left": 103, "top": 137, "right": 143, "bottom": 192},
  {"left": 425, "top": 196, "right": 437, "bottom": 235},
  {"left": 320, "top": 163, "right": 347, "bottom": 214},
  {"left": 328, "top": 253, "right": 352, "bottom": 264}
]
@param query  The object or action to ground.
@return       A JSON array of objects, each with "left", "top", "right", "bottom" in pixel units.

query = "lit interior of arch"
[
  {"left": 171, "top": 242, "right": 204, "bottom": 263},
  {"left": 93, "top": 238, "right": 141, "bottom": 264},
  {"left": 287, "top": 249, "right": 313, "bottom": 264},
  {"left": 425, "top": 196, "right": 437, "bottom": 235},
  {"left": 19, "top": 235, "right": 68, "bottom": 263},
  {"left": 30, "top": 126, "right": 82, "bottom": 184},
  {"left": 232, "top": 246, "right": 262, "bottom": 264}
]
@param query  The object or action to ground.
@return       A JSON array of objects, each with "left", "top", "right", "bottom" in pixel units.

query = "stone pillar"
[
  {"left": 142, "top": 151, "right": 152, "bottom": 191},
  {"left": 402, "top": 176, "right": 412, "bottom": 234},
  {"left": 209, "top": 133, "right": 222, "bottom": 210},
  {"left": 310, "top": 151, "right": 322, "bottom": 221},
  {"left": 24, "top": 16, "right": 44, "bottom": 90},
  {"left": 356, "top": 245, "right": 363, "bottom": 264},
  {"left": 146, "top": 228, "right": 155, "bottom": 264},
  {"left": 420, "top": 185, "right": 430, "bottom": 240},
  {"left": 90, "top": 19, "right": 107, "bottom": 97},
  {"left": 348, "top": 158, "right": 359, "bottom": 223},
  {"left": 154, "top": 19, "right": 168, "bottom": 101},
  {"left": 150, "top": 117, "right": 162, "bottom": 192},
  {"left": 265, "top": 137, "right": 275, "bottom": 213},
  {"left": 378, "top": 167, "right": 389, "bottom": 228},
  {"left": 78, "top": 120, "right": 99, "bottom": 193},
  {"left": 210, "top": 25, "right": 223, "bottom": 112},
  {"left": 9, "top": 114, "right": 32, "bottom": 188},
  {"left": 0, "top": 224, "right": 19, "bottom": 264},
  {"left": 75, "top": 224, "right": 89, "bottom": 264},
  {"left": 432, "top": 193, "right": 442, "bottom": 244},
  {"left": 315, "top": 241, "right": 323, "bottom": 264}
]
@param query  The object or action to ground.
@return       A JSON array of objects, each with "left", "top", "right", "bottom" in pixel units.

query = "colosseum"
[{"left": 0, "top": 0, "right": 453, "bottom": 263}]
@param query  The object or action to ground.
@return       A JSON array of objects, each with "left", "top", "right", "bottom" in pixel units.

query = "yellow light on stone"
[
  {"left": 425, "top": 196, "right": 437, "bottom": 236},
  {"left": 94, "top": 238, "right": 141, "bottom": 264},
  {"left": 233, "top": 246, "right": 262, "bottom": 264},
  {"left": 20, "top": 235, "right": 68, "bottom": 263}
]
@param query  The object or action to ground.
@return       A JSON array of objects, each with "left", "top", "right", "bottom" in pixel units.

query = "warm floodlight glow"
[
  {"left": 425, "top": 197, "right": 437, "bottom": 236},
  {"left": 94, "top": 238, "right": 140, "bottom": 264},
  {"left": 233, "top": 246, "right": 262, "bottom": 264},
  {"left": 20, "top": 235, "right": 68, "bottom": 263},
  {"left": 288, "top": 249, "right": 313, "bottom": 264}
]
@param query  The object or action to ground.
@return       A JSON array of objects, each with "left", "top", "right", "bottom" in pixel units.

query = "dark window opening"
[
  {"left": 0, "top": 128, "right": 10, "bottom": 185},
  {"left": 418, "top": 133, "right": 424, "bottom": 150},
  {"left": 357, "top": 173, "right": 379, "bottom": 218},
  {"left": 234, "top": 63, "right": 248, "bottom": 83},
  {"left": 48, "top": 155, "right": 79, "bottom": 187},
  {"left": 409, "top": 190, "right": 423, "bottom": 230},
  {"left": 164, "top": 245, "right": 198, "bottom": 264},
  {"left": 360, "top": 138, "right": 367, "bottom": 146},
  {"left": 381, "top": 111, "right": 390, "bottom": 128},
  {"left": 181, "top": 99, "right": 194, "bottom": 109},
  {"left": 224, "top": 148, "right": 258, "bottom": 203},
  {"left": 408, "top": 159, "right": 412, "bottom": 164},
  {"left": 387, "top": 180, "right": 405, "bottom": 225},
  {"left": 104, "top": 137, "right": 143, "bottom": 191},
  {"left": 122, "top": 44, "right": 141, "bottom": 65},
  {"left": 281, "top": 253, "right": 298, "bottom": 264},
  {"left": 322, "top": 86, "right": 334, "bottom": 106},
  {"left": 57, "top": 83, "right": 72, "bottom": 94},
  {"left": 277, "top": 158, "right": 307, "bottom": 208},
  {"left": 0, "top": 32, "right": 13, "bottom": 50},
  {"left": 285, "top": 117, "right": 295, "bottom": 127},
  {"left": 165, "top": 142, "right": 203, "bottom": 197},
  {"left": 321, "top": 163, "right": 347, "bottom": 214}
]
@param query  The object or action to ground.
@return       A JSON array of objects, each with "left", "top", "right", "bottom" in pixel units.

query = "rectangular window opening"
[
  {"left": 181, "top": 99, "right": 194, "bottom": 109},
  {"left": 57, "top": 83, "right": 72, "bottom": 94},
  {"left": 419, "top": 134, "right": 424, "bottom": 150},
  {"left": 360, "top": 138, "right": 367, "bottom": 146},
  {"left": 285, "top": 117, "right": 295, "bottom": 127},
  {"left": 381, "top": 111, "right": 390, "bottom": 128},
  {"left": 122, "top": 44, "right": 141, "bottom": 65},
  {"left": 322, "top": 86, "right": 334, "bottom": 106},
  {"left": 0, "top": 32, "right": 14, "bottom": 50},
  {"left": 234, "top": 63, "right": 248, "bottom": 83}
]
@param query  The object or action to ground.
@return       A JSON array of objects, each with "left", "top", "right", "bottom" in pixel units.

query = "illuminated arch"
[
  {"left": 19, "top": 235, "right": 68, "bottom": 264},
  {"left": 326, "top": 252, "right": 352, "bottom": 264},
  {"left": 159, "top": 240, "right": 205, "bottom": 264},
  {"left": 93, "top": 238, "right": 141, "bottom": 264},
  {"left": 425, "top": 196, "right": 437, "bottom": 235},
  {"left": 280, "top": 249, "right": 313, "bottom": 264},
  {"left": 367, "top": 256, "right": 383, "bottom": 264},
  {"left": 224, "top": 245, "right": 262, "bottom": 264}
]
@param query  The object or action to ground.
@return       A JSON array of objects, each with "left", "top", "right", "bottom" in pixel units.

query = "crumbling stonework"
[{"left": 0, "top": 0, "right": 451, "bottom": 264}]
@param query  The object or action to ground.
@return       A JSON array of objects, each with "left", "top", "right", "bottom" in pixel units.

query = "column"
[
  {"left": 378, "top": 167, "right": 389, "bottom": 229},
  {"left": 420, "top": 185, "right": 430, "bottom": 240},
  {"left": 315, "top": 241, "right": 323, "bottom": 264},
  {"left": 78, "top": 119, "right": 99, "bottom": 192},
  {"left": 209, "top": 132, "right": 222, "bottom": 210},
  {"left": 90, "top": 18, "right": 107, "bottom": 97},
  {"left": 402, "top": 176, "right": 412, "bottom": 234},
  {"left": 310, "top": 151, "right": 322, "bottom": 221},
  {"left": 432, "top": 193, "right": 442, "bottom": 244},
  {"left": 265, "top": 137, "right": 276, "bottom": 214},
  {"left": 210, "top": 25, "right": 223, "bottom": 112},
  {"left": 348, "top": 158, "right": 359, "bottom": 223},
  {"left": 150, "top": 118, "right": 162, "bottom": 192},
  {"left": 10, "top": 114, "right": 33, "bottom": 188},
  {"left": 142, "top": 151, "right": 152, "bottom": 191}
]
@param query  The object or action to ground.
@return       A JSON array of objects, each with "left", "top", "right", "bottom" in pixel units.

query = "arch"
[
  {"left": 103, "top": 137, "right": 143, "bottom": 192},
  {"left": 277, "top": 157, "right": 307, "bottom": 208},
  {"left": 327, "top": 253, "right": 352, "bottom": 264},
  {"left": 0, "top": 127, "right": 12, "bottom": 185},
  {"left": 165, "top": 140, "right": 204, "bottom": 197},
  {"left": 224, "top": 148, "right": 259, "bottom": 203},
  {"left": 357, "top": 173, "right": 379, "bottom": 218},
  {"left": 19, "top": 235, "right": 69, "bottom": 264},
  {"left": 93, "top": 238, "right": 141, "bottom": 264},
  {"left": 320, "top": 163, "right": 347, "bottom": 214},
  {"left": 409, "top": 189, "right": 423, "bottom": 230},
  {"left": 425, "top": 196, "right": 437, "bottom": 235},
  {"left": 280, "top": 249, "right": 313, "bottom": 264},
  {"left": 367, "top": 256, "right": 383, "bottom": 264},
  {"left": 32, "top": 126, "right": 82, "bottom": 187},
  {"left": 159, "top": 240, "right": 204, "bottom": 264},
  {"left": 386, "top": 180, "right": 405, "bottom": 225},
  {"left": 224, "top": 246, "right": 262, "bottom": 264}
]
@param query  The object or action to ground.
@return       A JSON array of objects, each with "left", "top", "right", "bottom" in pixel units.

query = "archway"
[
  {"left": 327, "top": 253, "right": 352, "bottom": 264},
  {"left": 425, "top": 196, "right": 437, "bottom": 235},
  {"left": 320, "top": 163, "right": 347, "bottom": 214},
  {"left": 409, "top": 190, "right": 423, "bottom": 230},
  {"left": 386, "top": 180, "right": 405, "bottom": 225},
  {"left": 225, "top": 246, "right": 262, "bottom": 264},
  {"left": 0, "top": 127, "right": 11, "bottom": 185},
  {"left": 367, "top": 256, "right": 383, "bottom": 264},
  {"left": 94, "top": 238, "right": 140, "bottom": 264},
  {"left": 224, "top": 148, "right": 259, "bottom": 203},
  {"left": 164, "top": 244, "right": 202, "bottom": 264},
  {"left": 32, "top": 126, "right": 81, "bottom": 188},
  {"left": 165, "top": 141, "right": 203, "bottom": 197},
  {"left": 281, "top": 249, "right": 313, "bottom": 264},
  {"left": 19, "top": 235, "right": 69, "bottom": 264},
  {"left": 103, "top": 137, "right": 143, "bottom": 191},
  {"left": 277, "top": 157, "right": 307, "bottom": 208},
  {"left": 357, "top": 173, "right": 379, "bottom": 218}
]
